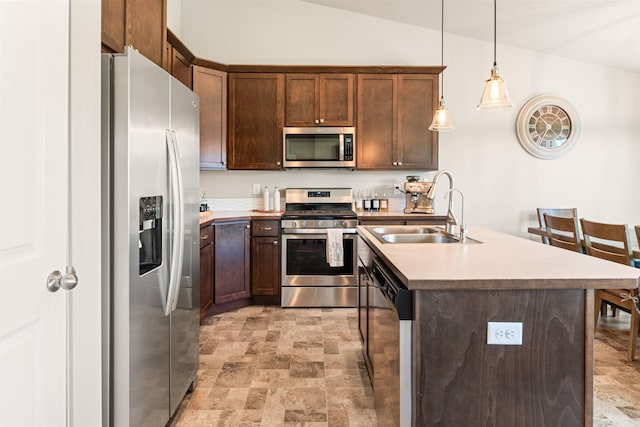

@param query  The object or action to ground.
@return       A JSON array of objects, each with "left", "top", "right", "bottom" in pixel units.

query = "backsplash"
[{"left": 202, "top": 195, "right": 406, "bottom": 212}]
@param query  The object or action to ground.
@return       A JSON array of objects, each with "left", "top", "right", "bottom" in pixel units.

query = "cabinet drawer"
[
  {"left": 200, "top": 225, "right": 213, "bottom": 248},
  {"left": 251, "top": 220, "right": 279, "bottom": 236}
]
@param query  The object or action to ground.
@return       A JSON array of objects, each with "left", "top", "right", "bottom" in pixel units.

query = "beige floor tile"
[{"left": 171, "top": 305, "right": 640, "bottom": 426}]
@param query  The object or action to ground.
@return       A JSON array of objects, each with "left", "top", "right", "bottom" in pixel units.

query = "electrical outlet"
[
  {"left": 487, "top": 322, "right": 523, "bottom": 345},
  {"left": 394, "top": 182, "right": 404, "bottom": 195}
]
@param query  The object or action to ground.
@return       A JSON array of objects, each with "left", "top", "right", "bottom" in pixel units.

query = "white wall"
[
  {"left": 167, "top": 0, "right": 181, "bottom": 36},
  {"left": 182, "top": 0, "right": 640, "bottom": 237}
]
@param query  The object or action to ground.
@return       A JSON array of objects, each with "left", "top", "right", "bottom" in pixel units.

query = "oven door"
[{"left": 282, "top": 232, "right": 357, "bottom": 287}]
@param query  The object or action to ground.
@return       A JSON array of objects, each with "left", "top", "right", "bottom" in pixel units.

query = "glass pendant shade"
[
  {"left": 429, "top": 0, "right": 454, "bottom": 132},
  {"left": 429, "top": 98, "right": 454, "bottom": 131},
  {"left": 477, "top": 65, "right": 512, "bottom": 110}
]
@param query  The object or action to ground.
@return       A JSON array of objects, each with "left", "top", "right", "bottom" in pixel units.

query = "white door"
[{"left": 0, "top": 1, "right": 70, "bottom": 426}]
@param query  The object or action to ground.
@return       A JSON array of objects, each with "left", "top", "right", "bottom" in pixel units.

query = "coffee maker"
[{"left": 402, "top": 176, "right": 435, "bottom": 214}]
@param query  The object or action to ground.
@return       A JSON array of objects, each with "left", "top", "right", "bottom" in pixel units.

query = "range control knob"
[
  {"left": 318, "top": 221, "right": 324, "bottom": 227},
  {"left": 301, "top": 221, "right": 307, "bottom": 227},
  {"left": 342, "top": 221, "right": 348, "bottom": 227},
  {"left": 334, "top": 221, "right": 339, "bottom": 227},
  {"left": 291, "top": 221, "right": 297, "bottom": 228}
]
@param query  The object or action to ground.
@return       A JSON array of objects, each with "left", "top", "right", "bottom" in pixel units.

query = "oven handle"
[{"left": 282, "top": 228, "right": 358, "bottom": 235}]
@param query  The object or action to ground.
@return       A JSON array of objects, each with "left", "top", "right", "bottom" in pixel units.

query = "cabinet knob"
[
  {"left": 392, "top": 162, "right": 397, "bottom": 166},
  {"left": 276, "top": 161, "right": 281, "bottom": 166},
  {"left": 221, "top": 161, "right": 226, "bottom": 165},
  {"left": 201, "top": 235, "right": 208, "bottom": 240},
  {"left": 315, "top": 119, "right": 319, "bottom": 124},
  {"left": 246, "top": 225, "right": 250, "bottom": 229},
  {"left": 319, "top": 119, "right": 324, "bottom": 124},
  {"left": 398, "top": 162, "right": 403, "bottom": 166},
  {"left": 262, "top": 227, "right": 272, "bottom": 231},
  {"left": 273, "top": 241, "right": 278, "bottom": 246}
]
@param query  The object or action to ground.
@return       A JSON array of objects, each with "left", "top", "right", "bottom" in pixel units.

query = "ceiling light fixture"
[
  {"left": 477, "top": 0, "right": 512, "bottom": 110},
  {"left": 429, "top": 0, "right": 454, "bottom": 131}
]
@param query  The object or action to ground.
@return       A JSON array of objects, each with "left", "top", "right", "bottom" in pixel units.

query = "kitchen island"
[{"left": 357, "top": 225, "right": 640, "bottom": 427}]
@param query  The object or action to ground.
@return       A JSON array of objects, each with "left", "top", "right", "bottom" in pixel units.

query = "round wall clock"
[{"left": 516, "top": 94, "right": 580, "bottom": 159}]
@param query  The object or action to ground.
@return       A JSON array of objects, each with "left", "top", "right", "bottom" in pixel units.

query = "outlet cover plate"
[{"left": 487, "top": 322, "right": 523, "bottom": 345}]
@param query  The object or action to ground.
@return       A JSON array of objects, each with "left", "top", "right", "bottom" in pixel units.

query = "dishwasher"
[{"left": 371, "top": 257, "right": 413, "bottom": 427}]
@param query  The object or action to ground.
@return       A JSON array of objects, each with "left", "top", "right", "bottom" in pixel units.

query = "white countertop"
[{"left": 358, "top": 225, "right": 640, "bottom": 291}]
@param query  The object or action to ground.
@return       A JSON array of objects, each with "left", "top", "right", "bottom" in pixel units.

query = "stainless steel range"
[{"left": 281, "top": 188, "right": 358, "bottom": 307}]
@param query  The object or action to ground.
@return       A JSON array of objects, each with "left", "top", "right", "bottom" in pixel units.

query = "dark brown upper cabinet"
[
  {"left": 285, "top": 74, "right": 354, "bottom": 127},
  {"left": 227, "top": 73, "right": 285, "bottom": 170},
  {"left": 101, "top": 0, "right": 167, "bottom": 67},
  {"left": 356, "top": 74, "right": 438, "bottom": 170},
  {"left": 193, "top": 65, "right": 227, "bottom": 170}
]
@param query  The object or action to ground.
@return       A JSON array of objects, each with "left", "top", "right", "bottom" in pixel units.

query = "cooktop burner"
[
  {"left": 281, "top": 188, "right": 357, "bottom": 229},
  {"left": 281, "top": 209, "right": 357, "bottom": 220}
]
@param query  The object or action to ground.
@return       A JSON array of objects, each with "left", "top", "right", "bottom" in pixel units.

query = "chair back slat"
[
  {"left": 536, "top": 208, "right": 578, "bottom": 244},
  {"left": 579, "top": 218, "right": 632, "bottom": 266},
  {"left": 543, "top": 213, "right": 581, "bottom": 252}
]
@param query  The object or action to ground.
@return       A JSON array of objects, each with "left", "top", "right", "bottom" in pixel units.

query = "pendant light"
[
  {"left": 429, "top": 0, "right": 454, "bottom": 131},
  {"left": 477, "top": 0, "right": 512, "bottom": 110}
]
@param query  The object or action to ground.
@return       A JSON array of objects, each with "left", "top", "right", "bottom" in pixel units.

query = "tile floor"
[{"left": 170, "top": 305, "right": 640, "bottom": 426}]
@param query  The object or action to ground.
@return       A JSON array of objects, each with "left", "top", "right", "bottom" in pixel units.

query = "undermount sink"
[
  {"left": 365, "top": 226, "right": 480, "bottom": 244},
  {"left": 368, "top": 226, "right": 443, "bottom": 235},
  {"left": 381, "top": 233, "right": 458, "bottom": 244}
]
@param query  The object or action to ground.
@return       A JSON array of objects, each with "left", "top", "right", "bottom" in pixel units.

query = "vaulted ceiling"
[{"left": 301, "top": 0, "right": 640, "bottom": 73}]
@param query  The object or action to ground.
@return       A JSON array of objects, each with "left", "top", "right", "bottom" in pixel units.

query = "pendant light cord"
[
  {"left": 493, "top": 0, "right": 497, "bottom": 66},
  {"left": 440, "top": 0, "right": 444, "bottom": 99}
]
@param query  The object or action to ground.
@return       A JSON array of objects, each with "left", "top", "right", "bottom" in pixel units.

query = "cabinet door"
[
  {"left": 101, "top": 0, "right": 167, "bottom": 67},
  {"left": 102, "top": 0, "right": 125, "bottom": 53},
  {"left": 397, "top": 74, "right": 438, "bottom": 170},
  {"left": 228, "top": 73, "right": 284, "bottom": 169},
  {"left": 285, "top": 73, "right": 353, "bottom": 127},
  {"left": 214, "top": 222, "right": 250, "bottom": 304},
  {"left": 251, "top": 236, "right": 280, "bottom": 296},
  {"left": 285, "top": 74, "right": 316, "bottom": 127},
  {"left": 356, "top": 74, "right": 396, "bottom": 169},
  {"left": 319, "top": 74, "right": 353, "bottom": 126},
  {"left": 199, "top": 241, "right": 213, "bottom": 318},
  {"left": 171, "top": 47, "right": 192, "bottom": 89},
  {"left": 193, "top": 66, "right": 227, "bottom": 170},
  {"left": 125, "top": 0, "right": 167, "bottom": 67}
]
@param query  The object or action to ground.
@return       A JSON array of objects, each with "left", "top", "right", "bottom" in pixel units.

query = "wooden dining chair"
[
  {"left": 536, "top": 208, "right": 578, "bottom": 244},
  {"left": 581, "top": 218, "right": 637, "bottom": 360},
  {"left": 543, "top": 213, "right": 582, "bottom": 252}
]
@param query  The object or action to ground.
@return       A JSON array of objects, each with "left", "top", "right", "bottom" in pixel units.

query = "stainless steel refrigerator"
[{"left": 101, "top": 47, "right": 200, "bottom": 427}]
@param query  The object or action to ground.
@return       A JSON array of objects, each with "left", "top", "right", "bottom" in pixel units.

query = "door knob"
[{"left": 47, "top": 266, "right": 78, "bottom": 292}]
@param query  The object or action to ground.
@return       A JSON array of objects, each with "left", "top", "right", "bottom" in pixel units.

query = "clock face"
[
  {"left": 527, "top": 105, "right": 571, "bottom": 148},
  {"left": 516, "top": 95, "right": 580, "bottom": 159}
]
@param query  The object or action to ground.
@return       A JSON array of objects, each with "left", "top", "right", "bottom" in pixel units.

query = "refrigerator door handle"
[{"left": 165, "top": 130, "right": 185, "bottom": 316}]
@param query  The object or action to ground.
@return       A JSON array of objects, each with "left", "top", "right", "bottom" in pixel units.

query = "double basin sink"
[{"left": 365, "top": 226, "right": 479, "bottom": 244}]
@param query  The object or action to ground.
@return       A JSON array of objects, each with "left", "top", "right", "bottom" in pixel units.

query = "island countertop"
[{"left": 357, "top": 225, "right": 640, "bottom": 291}]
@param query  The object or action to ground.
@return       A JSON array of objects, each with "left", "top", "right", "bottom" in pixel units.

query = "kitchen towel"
[{"left": 326, "top": 228, "right": 344, "bottom": 267}]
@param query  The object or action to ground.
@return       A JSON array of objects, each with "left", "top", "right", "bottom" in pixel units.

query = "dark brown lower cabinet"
[
  {"left": 250, "top": 220, "right": 280, "bottom": 301},
  {"left": 199, "top": 224, "right": 214, "bottom": 319},
  {"left": 214, "top": 220, "right": 251, "bottom": 304}
]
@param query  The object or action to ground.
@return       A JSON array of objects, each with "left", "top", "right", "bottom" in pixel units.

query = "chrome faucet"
[
  {"left": 444, "top": 188, "right": 466, "bottom": 241},
  {"left": 426, "top": 170, "right": 458, "bottom": 235}
]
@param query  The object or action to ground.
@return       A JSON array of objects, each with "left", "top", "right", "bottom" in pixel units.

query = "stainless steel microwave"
[{"left": 283, "top": 127, "right": 356, "bottom": 168}]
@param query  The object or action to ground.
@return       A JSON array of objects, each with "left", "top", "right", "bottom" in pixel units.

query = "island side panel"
[{"left": 414, "top": 289, "right": 586, "bottom": 427}]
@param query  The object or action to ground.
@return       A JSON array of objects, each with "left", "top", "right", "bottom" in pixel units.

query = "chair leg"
[
  {"left": 594, "top": 291, "right": 602, "bottom": 332},
  {"left": 628, "top": 306, "right": 639, "bottom": 362},
  {"left": 600, "top": 301, "right": 607, "bottom": 316}
]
